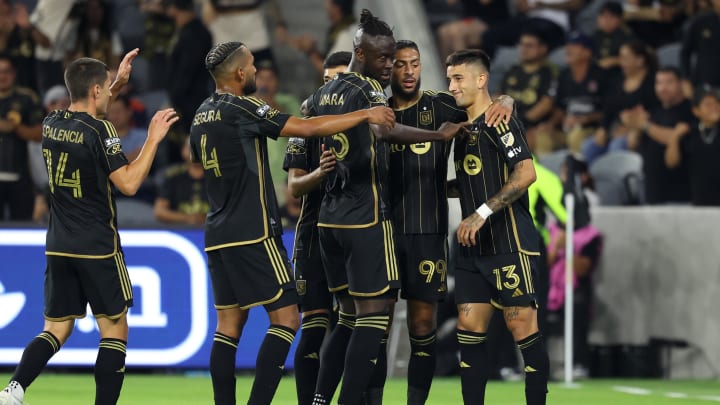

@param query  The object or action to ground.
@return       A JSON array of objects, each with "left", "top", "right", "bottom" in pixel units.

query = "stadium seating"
[{"left": 589, "top": 150, "right": 645, "bottom": 205}]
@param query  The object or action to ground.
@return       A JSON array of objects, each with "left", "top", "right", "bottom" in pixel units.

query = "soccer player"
[
  {"left": 309, "top": 10, "right": 465, "bottom": 405},
  {"left": 0, "top": 51, "right": 178, "bottom": 405},
  {"left": 387, "top": 40, "right": 515, "bottom": 404},
  {"left": 284, "top": 51, "right": 351, "bottom": 405},
  {"left": 189, "top": 41, "right": 395, "bottom": 405},
  {"left": 447, "top": 49, "right": 549, "bottom": 404}
]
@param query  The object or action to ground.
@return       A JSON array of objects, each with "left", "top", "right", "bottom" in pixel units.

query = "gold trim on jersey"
[
  {"left": 264, "top": 238, "right": 291, "bottom": 285},
  {"left": 239, "top": 289, "right": 284, "bottom": 310},
  {"left": 329, "top": 283, "right": 350, "bottom": 293},
  {"left": 520, "top": 252, "right": 535, "bottom": 294},
  {"left": 349, "top": 284, "right": 390, "bottom": 297},
  {"left": 114, "top": 252, "right": 133, "bottom": 301},
  {"left": 391, "top": 93, "right": 422, "bottom": 111},
  {"left": 382, "top": 221, "right": 399, "bottom": 282}
]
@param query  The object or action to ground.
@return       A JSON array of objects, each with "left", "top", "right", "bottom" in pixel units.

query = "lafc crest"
[
  {"left": 420, "top": 110, "right": 432, "bottom": 126},
  {"left": 296, "top": 279, "right": 307, "bottom": 295}
]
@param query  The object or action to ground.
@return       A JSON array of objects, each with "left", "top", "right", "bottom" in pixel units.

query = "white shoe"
[{"left": 0, "top": 381, "right": 24, "bottom": 405}]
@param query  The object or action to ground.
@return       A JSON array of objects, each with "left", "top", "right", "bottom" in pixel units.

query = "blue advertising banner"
[{"left": 0, "top": 228, "right": 298, "bottom": 368}]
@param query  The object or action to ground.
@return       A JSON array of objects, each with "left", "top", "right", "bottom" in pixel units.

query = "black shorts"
[
  {"left": 396, "top": 233, "right": 448, "bottom": 303},
  {"left": 44, "top": 252, "right": 133, "bottom": 321},
  {"left": 293, "top": 246, "right": 333, "bottom": 312},
  {"left": 455, "top": 251, "right": 539, "bottom": 308},
  {"left": 207, "top": 236, "right": 298, "bottom": 311},
  {"left": 319, "top": 220, "right": 401, "bottom": 297}
]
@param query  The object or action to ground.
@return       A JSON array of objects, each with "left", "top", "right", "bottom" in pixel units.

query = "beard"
[
  {"left": 390, "top": 77, "right": 421, "bottom": 102},
  {"left": 243, "top": 79, "right": 257, "bottom": 95}
]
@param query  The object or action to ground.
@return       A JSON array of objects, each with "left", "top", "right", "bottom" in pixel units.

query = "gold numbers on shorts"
[
  {"left": 418, "top": 259, "right": 447, "bottom": 283},
  {"left": 43, "top": 148, "right": 82, "bottom": 198},
  {"left": 492, "top": 265, "right": 520, "bottom": 290},
  {"left": 200, "top": 134, "right": 221, "bottom": 177}
]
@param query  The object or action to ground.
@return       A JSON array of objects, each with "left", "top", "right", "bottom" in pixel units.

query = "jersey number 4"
[
  {"left": 42, "top": 148, "right": 82, "bottom": 198},
  {"left": 200, "top": 134, "right": 222, "bottom": 177}
]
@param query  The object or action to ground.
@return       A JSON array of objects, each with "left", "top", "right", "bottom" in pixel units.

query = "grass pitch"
[{"left": 1, "top": 373, "right": 719, "bottom": 404}]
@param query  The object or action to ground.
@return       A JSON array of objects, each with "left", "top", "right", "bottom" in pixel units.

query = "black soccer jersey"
[
  {"left": 453, "top": 115, "right": 539, "bottom": 256},
  {"left": 500, "top": 63, "right": 557, "bottom": 126},
  {"left": 309, "top": 72, "right": 391, "bottom": 228},
  {"left": 389, "top": 90, "right": 467, "bottom": 235},
  {"left": 0, "top": 87, "right": 45, "bottom": 178},
  {"left": 42, "top": 110, "right": 129, "bottom": 257},
  {"left": 282, "top": 136, "right": 323, "bottom": 259},
  {"left": 189, "top": 93, "right": 291, "bottom": 250}
]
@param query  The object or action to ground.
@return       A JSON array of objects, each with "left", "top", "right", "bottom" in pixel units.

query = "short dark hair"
[
  {"left": 396, "top": 40, "right": 419, "bottom": 53},
  {"left": 600, "top": 1, "right": 623, "bottom": 17},
  {"left": 64, "top": 57, "right": 108, "bottom": 102},
  {"left": 445, "top": 49, "right": 491, "bottom": 72},
  {"left": 205, "top": 41, "right": 246, "bottom": 79},
  {"left": 693, "top": 86, "right": 720, "bottom": 106},
  {"left": 324, "top": 51, "right": 352, "bottom": 68},
  {"left": 331, "top": 0, "right": 354, "bottom": 17},
  {"left": 622, "top": 40, "right": 658, "bottom": 72},
  {"left": 520, "top": 28, "right": 548, "bottom": 47},
  {"left": 657, "top": 66, "right": 683, "bottom": 80},
  {"left": 358, "top": 9, "right": 393, "bottom": 38}
]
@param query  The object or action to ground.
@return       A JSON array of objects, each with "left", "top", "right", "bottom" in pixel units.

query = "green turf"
[{"left": 1, "top": 373, "right": 719, "bottom": 404}]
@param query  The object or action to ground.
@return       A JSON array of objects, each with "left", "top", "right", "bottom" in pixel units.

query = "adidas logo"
[
  {"left": 116, "top": 366, "right": 126, "bottom": 373},
  {"left": 524, "top": 365, "right": 537, "bottom": 373},
  {"left": 370, "top": 358, "right": 378, "bottom": 365},
  {"left": 512, "top": 288, "right": 524, "bottom": 297},
  {"left": 413, "top": 351, "right": 431, "bottom": 357},
  {"left": 278, "top": 365, "right": 285, "bottom": 370},
  {"left": 304, "top": 352, "right": 319, "bottom": 360},
  {"left": 460, "top": 361, "right": 471, "bottom": 368}
]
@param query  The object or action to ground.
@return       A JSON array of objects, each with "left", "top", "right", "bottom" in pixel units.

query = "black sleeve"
[
  {"left": 491, "top": 115, "right": 532, "bottom": 166},
  {"left": 283, "top": 137, "right": 310, "bottom": 172},
  {"left": 96, "top": 121, "right": 129, "bottom": 175},
  {"left": 237, "top": 96, "right": 292, "bottom": 140}
]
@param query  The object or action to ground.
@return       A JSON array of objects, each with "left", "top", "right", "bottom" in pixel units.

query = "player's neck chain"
[{"left": 698, "top": 123, "right": 717, "bottom": 145}]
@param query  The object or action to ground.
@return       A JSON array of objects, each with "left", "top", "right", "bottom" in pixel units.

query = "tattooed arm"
[
  {"left": 456, "top": 158, "right": 536, "bottom": 247},
  {"left": 486, "top": 158, "right": 537, "bottom": 212}
]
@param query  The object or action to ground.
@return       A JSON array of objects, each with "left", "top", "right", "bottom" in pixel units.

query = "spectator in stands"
[
  {"left": 622, "top": 67, "right": 692, "bottom": 204},
  {"left": 501, "top": 30, "right": 558, "bottom": 152},
  {"left": 107, "top": 95, "right": 148, "bottom": 162},
  {"left": 165, "top": 0, "right": 212, "bottom": 161},
  {"left": 665, "top": 87, "right": 720, "bottom": 206},
  {"left": 202, "top": 0, "right": 284, "bottom": 66},
  {"left": 154, "top": 137, "right": 208, "bottom": 225},
  {"left": 140, "top": 0, "right": 175, "bottom": 91},
  {"left": 583, "top": 40, "right": 659, "bottom": 162},
  {"left": 554, "top": 31, "right": 609, "bottom": 154},
  {"left": 434, "top": 0, "right": 510, "bottom": 61},
  {"left": 294, "top": 0, "right": 356, "bottom": 75},
  {"left": 0, "top": 54, "right": 44, "bottom": 221},
  {"left": 0, "top": 0, "right": 48, "bottom": 92},
  {"left": 482, "top": 0, "right": 582, "bottom": 57},
  {"left": 66, "top": 0, "right": 122, "bottom": 69},
  {"left": 681, "top": 0, "right": 720, "bottom": 88},
  {"left": 593, "top": 1, "right": 634, "bottom": 72},
  {"left": 546, "top": 156, "right": 602, "bottom": 380},
  {"left": 29, "top": 0, "right": 77, "bottom": 93},
  {"left": 252, "top": 59, "right": 301, "bottom": 208},
  {"left": 624, "top": 0, "right": 687, "bottom": 48},
  {"left": 108, "top": 67, "right": 148, "bottom": 128}
]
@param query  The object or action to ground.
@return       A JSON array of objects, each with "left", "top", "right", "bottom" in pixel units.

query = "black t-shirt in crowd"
[
  {"left": 681, "top": 122, "right": 720, "bottom": 206},
  {"left": 556, "top": 63, "right": 609, "bottom": 128},
  {"left": 638, "top": 100, "right": 693, "bottom": 204},
  {"left": 500, "top": 63, "right": 558, "bottom": 127}
]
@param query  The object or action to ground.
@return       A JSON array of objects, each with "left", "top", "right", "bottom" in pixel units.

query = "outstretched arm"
[
  {"left": 371, "top": 121, "right": 467, "bottom": 144},
  {"left": 280, "top": 106, "right": 396, "bottom": 138}
]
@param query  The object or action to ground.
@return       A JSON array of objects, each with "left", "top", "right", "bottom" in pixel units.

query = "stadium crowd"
[{"left": 0, "top": 0, "right": 718, "bottom": 224}]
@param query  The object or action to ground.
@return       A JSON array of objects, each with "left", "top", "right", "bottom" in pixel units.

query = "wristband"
[{"left": 475, "top": 203, "right": 493, "bottom": 220}]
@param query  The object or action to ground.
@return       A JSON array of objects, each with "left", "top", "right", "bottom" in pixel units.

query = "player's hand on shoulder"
[
  {"left": 438, "top": 121, "right": 470, "bottom": 141},
  {"left": 485, "top": 95, "right": 514, "bottom": 127},
  {"left": 148, "top": 108, "right": 180, "bottom": 143},
  {"left": 366, "top": 106, "right": 396, "bottom": 128}
]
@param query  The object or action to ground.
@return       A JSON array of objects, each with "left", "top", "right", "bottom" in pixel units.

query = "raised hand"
[
  {"left": 148, "top": 108, "right": 179, "bottom": 143},
  {"left": 113, "top": 48, "right": 140, "bottom": 90}
]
